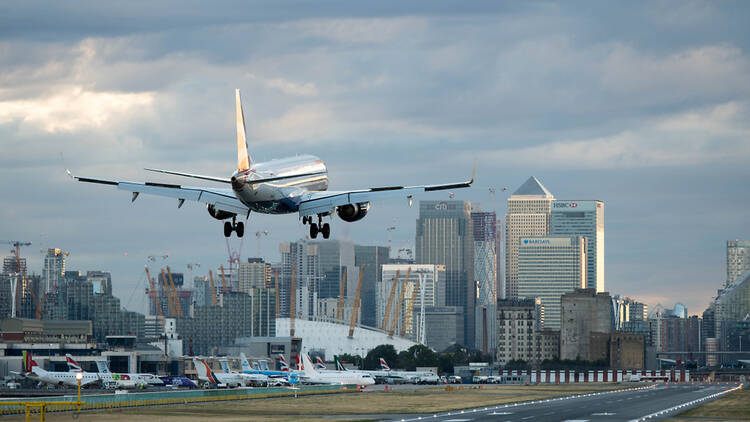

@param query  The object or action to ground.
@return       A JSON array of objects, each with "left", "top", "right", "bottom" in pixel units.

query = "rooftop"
[{"left": 512, "top": 176, "right": 554, "bottom": 197}]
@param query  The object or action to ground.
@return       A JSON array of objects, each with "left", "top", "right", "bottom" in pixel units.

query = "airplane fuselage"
[{"left": 231, "top": 155, "right": 328, "bottom": 214}]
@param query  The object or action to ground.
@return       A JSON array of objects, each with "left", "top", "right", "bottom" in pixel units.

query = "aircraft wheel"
[
  {"left": 310, "top": 223, "right": 318, "bottom": 239},
  {"left": 224, "top": 221, "right": 232, "bottom": 237},
  {"left": 236, "top": 222, "right": 245, "bottom": 237},
  {"left": 321, "top": 223, "right": 330, "bottom": 239}
]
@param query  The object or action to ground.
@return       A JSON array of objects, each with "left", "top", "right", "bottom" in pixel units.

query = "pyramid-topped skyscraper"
[{"left": 504, "top": 176, "right": 554, "bottom": 299}]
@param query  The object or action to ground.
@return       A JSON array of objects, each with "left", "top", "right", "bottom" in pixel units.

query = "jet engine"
[
  {"left": 207, "top": 204, "right": 236, "bottom": 220},
  {"left": 336, "top": 202, "right": 370, "bottom": 222}
]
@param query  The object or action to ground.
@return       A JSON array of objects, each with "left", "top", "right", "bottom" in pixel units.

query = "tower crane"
[
  {"left": 389, "top": 267, "right": 411, "bottom": 338},
  {"left": 144, "top": 266, "right": 163, "bottom": 317},
  {"left": 2, "top": 240, "right": 32, "bottom": 318},
  {"left": 380, "top": 270, "right": 400, "bottom": 331},
  {"left": 160, "top": 268, "right": 176, "bottom": 317},
  {"left": 348, "top": 266, "right": 365, "bottom": 338},
  {"left": 167, "top": 266, "right": 183, "bottom": 317}
]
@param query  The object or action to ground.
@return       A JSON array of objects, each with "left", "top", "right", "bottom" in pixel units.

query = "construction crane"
[
  {"left": 400, "top": 272, "right": 421, "bottom": 338},
  {"left": 348, "top": 266, "right": 365, "bottom": 338},
  {"left": 380, "top": 270, "right": 400, "bottom": 331},
  {"left": 289, "top": 266, "right": 296, "bottom": 337},
  {"left": 167, "top": 266, "right": 183, "bottom": 317},
  {"left": 386, "top": 225, "right": 396, "bottom": 250},
  {"left": 389, "top": 267, "right": 411, "bottom": 338},
  {"left": 3, "top": 240, "right": 32, "bottom": 318},
  {"left": 219, "top": 265, "right": 229, "bottom": 293},
  {"left": 335, "top": 269, "right": 347, "bottom": 322},
  {"left": 160, "top": 268, "right": 176, "bottom": 317},
  {"left": 207, "top": 270, "right": 218, "bottom": 306},
  {"left": 144, "top": 265, "right": 163, "bottom": 317}
]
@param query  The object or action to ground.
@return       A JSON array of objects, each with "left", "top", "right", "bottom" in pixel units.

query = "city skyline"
[{"left": 1, "top": 2, "right": 748, "bottom": 318}]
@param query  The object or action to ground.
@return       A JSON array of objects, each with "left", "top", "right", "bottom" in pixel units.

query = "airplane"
[
  {"left": 218, "top": 358, "right": 269, "bottom": 386},
  {"left": 192, "top": 358, "right": 250, "bottom": 388},
  {"left": 94, "top": 359, "right": 164, "bottom": 388},
  {"left": 239, "top": 353, "right": 289, "bottom": 379},
  {"left": 377, "top": 358, "right": 440, "bottom": 384},
  {"left": 333, "top": 358, "right": 391, "bottom": 382},
  {"left": 65, "top": 355, "right": 147, "bottom": 389},
  {"left": 22, "top": 353, "right": 100, "bottom": 388},
  {"left": 68, "top": 90, "right": 474, "bottom": 239},
  {"left": 298, "top": 353, "right": 374, "bottom": 387},
  {"left": 159, "top": 376, "right": 198, "bottom": 388}
]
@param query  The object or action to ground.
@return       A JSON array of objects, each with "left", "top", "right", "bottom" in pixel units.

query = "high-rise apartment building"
[
  {"left": 727, "top": 240, "right": 750, "bottom": 287},
  {"left": 416, "top": 200, "right": 474, "bottom": 346},
  {"left": 518, "top": 236, "right": 586, "bottom": 330},
  {"left": 505, "top": 177, "right": 554, "bottom": 299},
  {"left": 42, "top": 248, "right": 67, "bottom": 293},
  {"left": 238, "top": 258, "right": 271, "bottom": 293},
  {"left": 496, "top": 298, "right": 558, "bottom": 364},
  {"left": 551, "top": 200, "right": 604, "bottom": 292},
  {"left": 354, "top": 245, "right": 390, "bottom": 328}
]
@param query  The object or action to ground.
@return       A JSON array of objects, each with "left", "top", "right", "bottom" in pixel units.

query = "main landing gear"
[
  {"left": 223, "top": 216, "right": 245, "bottom": 238},
  {"left": 303, "top": 215, "right": 330, "bottom": 239}
]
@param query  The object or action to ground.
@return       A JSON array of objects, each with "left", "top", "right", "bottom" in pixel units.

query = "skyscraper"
[
  {"left": 354, "top": 245, "right": 390, "bottom": 328},
  {"left": 518, "top": 236, "right": 587, "bottom": 330},
  {"left": 238, "top": 258, "right": 271, "bottom": 293},
  {"left": 727, "top": 240, "right": 750, "bottom": 287},
  {"left": 505, "top": 177, "right": 554, "bottom": 299},
  {"left": 551, "top": 200, "right": 604, "bottom": 292},
  {"left": 471, "top": 209, "right": 497, "bottom": 354},
  {"left": 416, "top": 200, "right": 474, "bottom": 346},
  {"left": 42, "top": 248, "right": 67, "bottom": 293}
]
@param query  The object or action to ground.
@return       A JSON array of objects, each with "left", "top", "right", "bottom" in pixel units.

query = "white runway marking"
[
  {"left": 444, "top": 419, "right": 472, "bottom": 422},
  {"left": 491, "top": 412, "right": 513, "bottom": 415},
  {"left": 592, "top": 412, "right": 616, "bottom": 416},
  {"left": 521, "top": 416, "right": 534, "bottom": 420}
]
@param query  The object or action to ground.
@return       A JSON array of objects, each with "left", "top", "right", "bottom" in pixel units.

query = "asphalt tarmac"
[{"left": 388, "top": 383, "right": 742, "bottom": 422}]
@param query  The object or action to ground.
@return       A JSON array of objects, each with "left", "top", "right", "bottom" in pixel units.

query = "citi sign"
[
  {"left": 434, "top": 202, "right": 448, "bottom": 211},
  {"left": 553, "top": 202, "right": 578, "bottom": 208}
]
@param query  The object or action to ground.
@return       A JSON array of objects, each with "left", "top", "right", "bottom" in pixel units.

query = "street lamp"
[{"left": 76, "top": 371, "right": 83, "bottom": 411}]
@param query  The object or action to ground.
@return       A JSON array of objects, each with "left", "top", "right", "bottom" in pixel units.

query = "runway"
[{"left": 390, "top": 383, "right": 742, "bottom": 422}]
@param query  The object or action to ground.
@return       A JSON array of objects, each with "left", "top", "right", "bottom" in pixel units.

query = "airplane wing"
[
  {"left": 69, "top": 172, "right": 249, "bottom": 216},
  {"left": 297, "top": 166, "right": 475, "bottom": 217}
]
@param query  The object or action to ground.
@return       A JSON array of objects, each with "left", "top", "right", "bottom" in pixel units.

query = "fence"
[
  {"left": 0, "top": 384, "right": 356, "bottom": 417},
  {"left": 494, "top": 369, "right": 691, "bottom": 383}
]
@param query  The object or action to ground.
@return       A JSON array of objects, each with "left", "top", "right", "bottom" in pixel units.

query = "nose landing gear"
[{"left": 223, "top": 216, "right": 245, "bottom": 238}]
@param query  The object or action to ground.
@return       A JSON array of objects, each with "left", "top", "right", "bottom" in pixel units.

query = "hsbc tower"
[{"left": 550, "top": 200, "right": 605, "bottom": 292}]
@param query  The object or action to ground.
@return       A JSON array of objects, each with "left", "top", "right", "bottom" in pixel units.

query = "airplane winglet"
[{"left": 470, "top": 160, "right": 477, "bottom": 185}]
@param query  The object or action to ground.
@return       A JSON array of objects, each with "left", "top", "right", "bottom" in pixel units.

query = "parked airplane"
[
  {"left": 193, "top": 358, "right": 250, "bottom": 388},
  {"left": 218, "top": 358, "right": 269, "bottom": 386},
  {"left": 378, "top": 358, "right": 439, "bottom": 384},
  {"left": 239, "top": 353, "right": 288, "bottom": 379},
  {"left": 298, "top": 353, "right": 374, "bottom": 387},
  {"left": 22, "top": 353, "right": 100, "bottom": 388},
  {"left": 69, "top": 90, "right": 474, "bottom": 239},
  {"left": 334, "top": 358, "right": 390, "bottom": 382},
  {"left": 159, "top": 376, "right": 198, "bottom": 388},
  {"left": 65, "top": 355, "right": 145, "bottom": 389}
]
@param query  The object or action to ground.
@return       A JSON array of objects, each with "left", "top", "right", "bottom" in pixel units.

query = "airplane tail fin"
[
  {"left": 301, "top": 353, "right": 317, "bottom": 375},
  {"left": 379, "top": 358, "right": 391, "bottom": 371},
  {"left": 235, "top": 89, "right": 252, "bottom": 172},
  {"left": 95, "top": 360, "right": 110, "bottom": 373},
  {"left": 23, "top": 351, "right": 34, "bottom": 373},
  {"left": 193, "top": 358, "right": 218, "bottom": 383},
  {"left": 278, "top": 354, "right": 289, "bottom": 371},
  {"left": 66, "top": 354, "right": 82, "bottom": 372},
  {"left": 239, "top": 352, "right": 251, "bottom": 371},
  {"left": 315, "top": 356, "right": 327, "bottom": 370},
  {"left": 219, "top": 359, "right": 231, "bottom": 373},
  {"left": 335, "top": 359, "right": 346, "bottom": 371}
]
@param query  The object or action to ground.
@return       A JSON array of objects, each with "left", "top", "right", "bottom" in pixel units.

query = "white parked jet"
[
  {"left": 218, "top": 358, "right": 269, "bottom": 386},
  {"left": 298, "top": 353, "right": 374, "bottom": 387},
  {"left": 69, "top": 90, "right": 474, "bottom": 239},
  {"left": 23, "top": 354, "right": 100, "bottom": 388},
  {"left": 192, "top": 358, "right": 248, "bottom": 388},
  {"left": 66, "top": 354, "right": 158, "bottom": 389}
]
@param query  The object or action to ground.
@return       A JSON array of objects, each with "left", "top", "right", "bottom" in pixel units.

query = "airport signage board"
[{"left": 270, "top": 344, "right": 285, "bottom": 354}]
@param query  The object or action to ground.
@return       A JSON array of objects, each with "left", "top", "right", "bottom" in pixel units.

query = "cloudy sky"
[{"left": 1, "top": 1, "right": 748, "bottom": 315}]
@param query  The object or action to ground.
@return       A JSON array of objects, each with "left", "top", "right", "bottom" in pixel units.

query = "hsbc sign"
[{"left": 553, "top": 201, "right": 597, "bottom": 211}]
